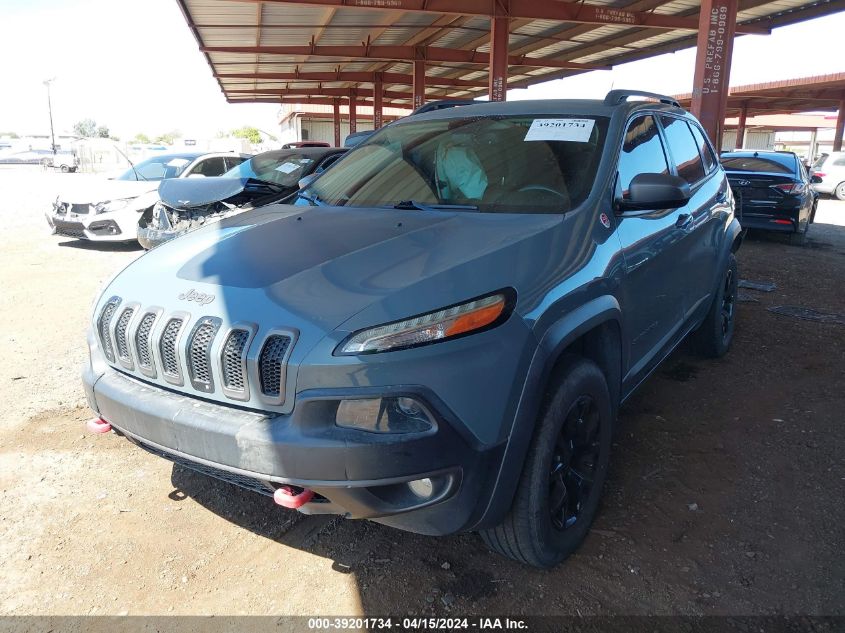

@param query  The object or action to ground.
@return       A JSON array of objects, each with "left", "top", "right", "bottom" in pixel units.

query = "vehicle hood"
[
  {"left": 103, "top": 203, "right": 566, "bottom": 337},
  {"left": 59, "top": 178, "right": 157, "bottom": 204},
  {"left": 159, "top": 177, "right": 280, "bottom": 209}
]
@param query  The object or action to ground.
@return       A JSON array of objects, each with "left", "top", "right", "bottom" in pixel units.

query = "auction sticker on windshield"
[{"left": 524, "top": 118, "right": 595, "bottom": 143}]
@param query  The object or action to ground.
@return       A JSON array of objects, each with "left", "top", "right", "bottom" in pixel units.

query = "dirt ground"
[{"left": 0, "top": 167, "right": 843, "bottom": 617}]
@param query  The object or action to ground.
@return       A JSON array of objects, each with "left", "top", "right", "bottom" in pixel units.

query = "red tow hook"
[
  {"left": 273, "top": 485, "right": 314, "bottom": 509},
  {"left": 86, "top": 417, "right": 112, "bottom": 434}
]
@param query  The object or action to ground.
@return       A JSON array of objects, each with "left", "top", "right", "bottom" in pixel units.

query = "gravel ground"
[{"left": 0, "top": 167, "right": 843, "bottom": 617}]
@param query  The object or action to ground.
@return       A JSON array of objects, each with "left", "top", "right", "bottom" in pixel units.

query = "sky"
[{"left": 0, "top": 0, "right": 842, "bottom": 140}]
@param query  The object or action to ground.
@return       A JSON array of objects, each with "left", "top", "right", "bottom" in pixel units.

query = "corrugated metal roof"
[{"left": 177, "top": 0, "right": 844, "bottom": 106}]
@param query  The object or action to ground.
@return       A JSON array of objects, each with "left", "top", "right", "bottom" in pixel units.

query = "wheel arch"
[{"left": 469, "top": 295, "right": 624, "bottom": 531}]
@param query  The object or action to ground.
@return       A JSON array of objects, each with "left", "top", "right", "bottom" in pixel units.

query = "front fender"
[{"left": 468, "top": 294, "right": 623, "bottom": 531}]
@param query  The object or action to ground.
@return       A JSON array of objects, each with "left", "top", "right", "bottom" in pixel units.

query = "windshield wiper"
[
  {"left": 391, "top": 200, "right": 478, "bottom": 212},
  {"left": 296, "top": 191, "right": 325, "bottom": 206}
]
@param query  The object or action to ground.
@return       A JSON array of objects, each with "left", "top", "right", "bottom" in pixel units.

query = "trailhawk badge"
[{"left": 178, "top": 289, "right": 215, "bottom": 305}]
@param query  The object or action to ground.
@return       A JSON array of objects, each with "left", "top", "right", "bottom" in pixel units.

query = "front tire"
[
  {"left": 692, "top": 253, "right": 738, "bottom": 358},
  {"left": 480, "top": 355, "right": 612, "bottom": 568}
]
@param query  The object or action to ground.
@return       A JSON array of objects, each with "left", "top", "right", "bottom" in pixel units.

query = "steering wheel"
[{"left": 517, "top": 184, "right": 568, "bottom": 202}]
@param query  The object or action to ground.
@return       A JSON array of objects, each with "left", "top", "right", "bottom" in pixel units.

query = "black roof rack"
[{"left": 604, "top": 89, "right": 681, "bottom": 108}]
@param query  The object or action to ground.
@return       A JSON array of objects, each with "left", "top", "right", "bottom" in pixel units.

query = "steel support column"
[
  {"left": 488, "top": 15, "right": 509, "bottom": 102},
  {"left": 734, "top": 101, "right": 747, "bottom": 150},
  {"left": 690, "top": 0, "right": 738, "bottom": 149},
  {"left": 333, "top": 99, "right": 341, "bottom": 147},
  {"left": 349, "top": 90, "right": 357, "bottom": 134},
  {"left": 413, "top": 60, "right": 425, "bottom": 110},
  {"left": 834, "top": 94, "right": 845, "bottom": 152},
  {"left": 373, "top": 73, "right": 384, "bottom": 129}
]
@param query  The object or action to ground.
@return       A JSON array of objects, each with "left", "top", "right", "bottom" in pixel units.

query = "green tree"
[
  {"left": 96, "top": 126, "right": 110, "bottom": 138},
  {"left": 132, "top": 133, "right": 151, "bottom": 144},
  {"left": 73, "top": 118, "right": 97, "bottom": 138},
  {"left": 154, "top": 130, "right": 181, "bottom": 145},
  {"left": 231, "top": 126, "right": 261, "bottom": 144}
]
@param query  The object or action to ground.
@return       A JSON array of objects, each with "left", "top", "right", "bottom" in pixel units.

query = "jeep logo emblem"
[{"left": 178, "top": 289, "right": 215, "bottom": 305}]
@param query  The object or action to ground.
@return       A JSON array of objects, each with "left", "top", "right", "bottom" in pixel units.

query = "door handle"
[{"left": 675, "top": 213, "right": 693, "bottom": 229}]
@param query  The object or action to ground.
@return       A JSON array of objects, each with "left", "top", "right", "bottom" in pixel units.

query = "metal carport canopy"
[{"left": 177, "top": 0, "right": 844, "bottom": 144}]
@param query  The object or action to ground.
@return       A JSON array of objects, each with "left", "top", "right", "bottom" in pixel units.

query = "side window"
[
  {"left": 660, "top": 116, "right": 706, "bottom": 185},
  {"left": 617, "top": 115, "right": 670, "bottom": 197},
  {"left": 688, "top": 123, "right": 717, "bottom": 173},
  {"left": 191, "top": 157, "right": 228, "bottom": 177},
  {"left": 225, "top": 156, "right": 246, "bottom": 171}
]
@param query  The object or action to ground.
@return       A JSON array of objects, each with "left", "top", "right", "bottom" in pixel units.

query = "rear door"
[
  {"left": 615, "top": 114, "right": 689, "bottom": 387},
  {"left": 659, "top": 115, "right": 727, "bottom": 319}
]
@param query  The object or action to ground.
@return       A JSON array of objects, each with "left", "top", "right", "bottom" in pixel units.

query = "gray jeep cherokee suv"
[{"left": 83, "top": 90, "right": 741, "bottom": 568}]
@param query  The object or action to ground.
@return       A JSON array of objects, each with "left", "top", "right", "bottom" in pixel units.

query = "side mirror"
[
  {"left": 617, "top": 173, "right": 691, "bottom": 211},
  {"left": 810, "top": 174, "right": 823, "bottom": 184},
  {"left": 298, "top": 173, "right": 318, "bottom": 189}
]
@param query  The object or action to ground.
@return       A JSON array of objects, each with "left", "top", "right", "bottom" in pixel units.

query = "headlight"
[
  {"left": 336, "top": 291, "right": 512, "bottom": 355},
  {"left": 95, "top": 198, "right": 131, "bottom": 214},
  {"left": 335, "top": 396, "right": 434, "bottom": 434}
]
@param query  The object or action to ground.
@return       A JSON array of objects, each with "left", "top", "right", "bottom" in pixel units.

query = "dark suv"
[{"left": 83, "top": 90, "right": 741, "bottom": 568}]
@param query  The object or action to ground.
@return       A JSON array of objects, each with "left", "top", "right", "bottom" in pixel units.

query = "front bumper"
[{"left": 84, "top": 364, "right": 501, "bottom": 535}]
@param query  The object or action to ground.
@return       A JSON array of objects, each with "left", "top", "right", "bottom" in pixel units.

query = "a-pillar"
[
  {"left": 332, "top": 99, "right": 341, "bottom": 147},
  {"left": 348, "top": 90, "right": 357, "bottom": 135},
  {"left": 834, "top": 93, "right": 845, "bottom": 152},
  {"left": 690, "top": 0, "right": 738, "bottom": 149},
  {"left": 373, "top": 73, "right": 384, "bottom": 129},
  {"left": 413, "top": 59, "right": 425, "bottom": 110},
  {"left": 734, "top": 101, "right": 747, "bottom": 150},
  {"left": 488, "top": 15, "right": 509, "bottom": 102}
]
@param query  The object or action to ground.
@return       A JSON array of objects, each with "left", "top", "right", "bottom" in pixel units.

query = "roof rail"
[{"left": 604, "top": 89, "right": 681, "bottom": 108}]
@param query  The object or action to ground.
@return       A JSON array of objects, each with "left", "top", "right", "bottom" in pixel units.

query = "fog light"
[
  {"left": 408, "top": 478, "right": 433, "bottom": 498},
  {"left": 335, "top": 397, "right": 434, "bottom": 434}
]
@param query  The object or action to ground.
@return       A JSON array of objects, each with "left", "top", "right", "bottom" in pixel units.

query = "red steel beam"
[
  {"left": 235, "top": 0, "right": 769, "bottom": 34},
  {"left": 333, "top": 98, "right": 341, "bottom": 146},
  {"left": 834, "top": 94, "right": 845, "bottom": 152},
  {"left": 413, "top": 60, "right": 425, "bottom": 110},
  {"left": 488, "top": 15, "right": 508, "bottom": 102},
  {"left": 690, "top": 0, "right": 738, "bottom": 148},
  {"left": 215, "top": 71, "right": 489, "bottom": 88},
  {"left": 228, "top": 87, "right": 414, "bottom": 99},
  {"left": 200, "top": 45, "right": 612, "bottom": 70},
  {"left": 373, "top": 73, "right": 384, "bottom": 129},
  {"left": 349, "top": 90, "right": 357, "bottom": 133}
]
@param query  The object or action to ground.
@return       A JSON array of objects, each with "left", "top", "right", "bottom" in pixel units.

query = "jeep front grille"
[
  {"left": 187, "top": 318, "right": 220, "bottom": 392},
  {"left": 221, "top": 329, "right": 250, "bottom": 394},
  {"left": 258, "top": 334, "right": 292, "bottom": 399},
  {"left": 114, "top": 307, "right": 135, "bottom": 367},
  {"left": 135, "top": 312, "right": 157, "bottom": 373},
  {"left": 97, "top": 298, "right": 121, "bottom": 362},
  {"left": 159, "top": 318, "right": 184, "bottom": 382}
]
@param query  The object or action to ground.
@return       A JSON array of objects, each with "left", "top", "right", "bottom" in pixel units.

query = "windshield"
[
  {"left": 224, "top": 152, "right": 315, "bottom": 187},
  {"left": 117, "top": 155, "right": 194, "bottom": 181},
  {"left": 720, "top": 155, "right": 795, "bottom": 174},
  {"left": 298, "top": 114, "right": 609, "bottom": 213}
]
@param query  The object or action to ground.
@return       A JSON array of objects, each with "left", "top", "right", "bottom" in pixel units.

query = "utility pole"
[{"left": 43, "top": 78, "right": 56, "bottom": 155}]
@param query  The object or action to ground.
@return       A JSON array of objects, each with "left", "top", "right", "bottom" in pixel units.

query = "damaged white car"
[
  {"left": 137, "top": 147, "right": 346, "bottom": 249},
  {"left": 47, "top": 152, "right": 249, "bottom": 243}
]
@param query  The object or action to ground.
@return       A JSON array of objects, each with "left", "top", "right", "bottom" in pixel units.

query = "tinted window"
[
  {"left": 116, "top": 155, "right": 194, "bottom": 181},
  {"left": 720, "top": 156, "right": 794, "bottom": 174},
  {"left": 617, "top": 115, "right": 669, "bottom": 197},
  {"left": 223, "top": 152, "right": 317, "bottom": 187},
  {"left": 660, "top": 116, "right": 706, "bottom": 184},
  {"left": 225, "top": 156, "right": 247, "bottom": 171},
  {"left": 192, "top": 157, "right": 228, "bottom": 177},
  {"left": 689, "top": 123, "right": 717, "bottom": 173}
]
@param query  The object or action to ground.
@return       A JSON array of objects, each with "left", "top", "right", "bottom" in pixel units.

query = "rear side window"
[
  {"left": 688, "top": 123, "right": 717, "bottom": 173},
  {"left": 617, "top": 115, "right": 669, "bottom": 197},
  {"left": 660, "top": 116, "right": 706, "bottom": 185},
  {"left": 192, "top": 157, "right": 228, "bottom": 177}
]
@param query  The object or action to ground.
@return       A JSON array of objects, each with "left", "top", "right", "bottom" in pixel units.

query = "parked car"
[
  {"left": 0, "top": 149, "right": 56, "bottom": 164},
  {"left": 810, "top": 151, "right": 845, "bottom": 200},
  {"left": 83, "top": 90, "right": 740, "bottom": 568},
  {"left": 343, "top": 130, "right": 374, "bottom": 148},
  {"left": 281, "top": 141, "right": 331, "bottom": 149},
  {"left": 47, "top": 152, "right": 250, "bottom": 243},
  {"left": 137, "top": 147, "right": 347, "bottom": 249},
  {"left": 721, "top": 150, "right": 817, "bottom": 245}
]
